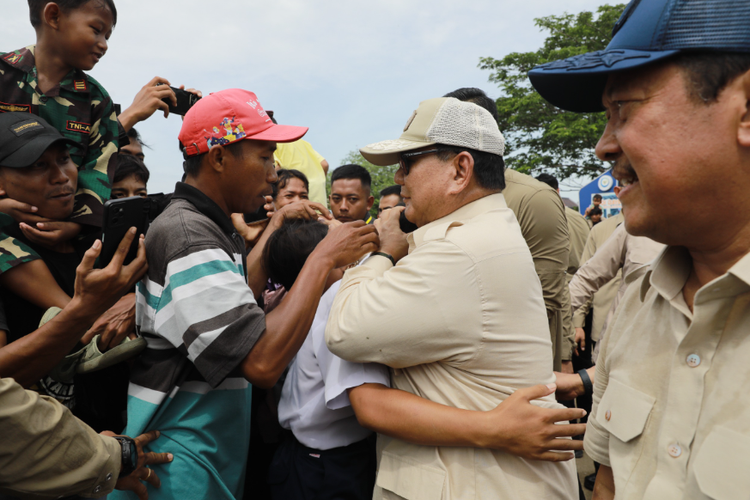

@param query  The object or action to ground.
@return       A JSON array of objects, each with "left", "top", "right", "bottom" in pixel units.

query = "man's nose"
[
  {"left": 339, "top": 200, "right": 349, "bottom": 211},
  {"left": 394, "top": 167, "right": 405, "bottom": 185},
  {"left": 595, "top": 121, "right": 621, "bottom": 162},
  {"left": 267, "top": 166, "right": 279, "bottom": 184},
  {"left": 49, "top": 164, "right": 71, "bottom": 184}
]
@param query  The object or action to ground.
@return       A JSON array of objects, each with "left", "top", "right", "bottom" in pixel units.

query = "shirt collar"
[
  {"left": 407, "top": 193, "right": 506, "bottom": 250},
  {"left": 640, "top": 246, "right": 689, "bottom": 302},
  {"left": 641, "top": 245, "right": 750, "bottom": 302},
  {"left": 728, "top": 251, "right": 750, "bottom": 287},
  {"left": 2, "top": 45, "right": 89, "bottom": 95},
  {"left": 171, "top": 182, "right": 236, "bottom": 235}
]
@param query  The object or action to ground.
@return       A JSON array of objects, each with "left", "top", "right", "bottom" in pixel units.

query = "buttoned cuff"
[
  {"left": 583, "top": 424, "right": 611, "bottom": 468},
  {"left": 573, "top": 311, "right": 586, "bottom": 329},
  {"left": 80, "top": 435, "right": 122, "bottom": 498},
  {"left": 362, "top": 252, "right": 394, "bottom": 275}
]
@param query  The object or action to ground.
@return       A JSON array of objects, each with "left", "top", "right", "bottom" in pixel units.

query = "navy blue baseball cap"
[{"left": 529, "top": 0, "right": 750, "bottom": 113}]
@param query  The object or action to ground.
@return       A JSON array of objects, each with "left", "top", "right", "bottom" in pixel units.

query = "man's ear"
[
  {"left": 43, "top": 3, "right": 63, "bottom": 31},
  {"left": 736, "top": 69, "right": 750, "bottom": 148},
  {"left": 366, "top": 195, "right": 375, "bottom": 211},
  {"left": 206, "top": 145, "right": 227, "bottom": 174},
  {"left": 447, "top": 151, "right": 474, "bottom": 195}
]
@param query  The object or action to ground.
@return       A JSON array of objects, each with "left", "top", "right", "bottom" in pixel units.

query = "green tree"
[
  {"left": 328, "top": 150, "right": 399, "bottom": 217},
  {"left": 479, "top": 4, "right": 625, "bottom": 180}
]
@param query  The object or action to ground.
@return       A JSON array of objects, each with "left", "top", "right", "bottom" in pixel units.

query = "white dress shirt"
[{"left": 278, "top": 280, "right": 390, "bottom": 450}]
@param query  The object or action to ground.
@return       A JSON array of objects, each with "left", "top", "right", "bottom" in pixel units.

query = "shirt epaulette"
[{"left": 60, "top": 71, "right": 90, "bottom": 94}]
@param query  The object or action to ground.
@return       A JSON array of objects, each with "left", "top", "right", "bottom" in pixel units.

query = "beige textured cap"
[{"left": 360, "top": 97, "right": 505, "bottom": 166}]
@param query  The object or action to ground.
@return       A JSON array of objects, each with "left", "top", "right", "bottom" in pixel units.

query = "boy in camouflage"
[{"left": 0, "top": 0, "right": 120, "bottom": 275}]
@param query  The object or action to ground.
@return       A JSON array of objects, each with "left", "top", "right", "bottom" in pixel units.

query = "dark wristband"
[
  {"left": 373, "top": 251, "right": 396, "bottom": 266},
  {"left": 113, "top": 436, "right": 138, "bottom": 478},
  {"left": 578, "top": 368, "right": 593, "bottom": 397}
]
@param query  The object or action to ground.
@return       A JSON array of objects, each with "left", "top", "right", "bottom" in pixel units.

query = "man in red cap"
[{"left": 113, "top": 89, "right": 378, "bottom": 500}]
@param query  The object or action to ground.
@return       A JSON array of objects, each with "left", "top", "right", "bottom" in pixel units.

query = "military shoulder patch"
[
  {"left": 66, "top": 120, "right": 91, "bottom": 134},
  {"left": 2, "top": 53, "right": 23, "bottom": 65},
  {"left": 0, "top": 101, "right": 30, "bottom": 113},
  {"left": 73, "top": 79, "right": 88, "bottom": 92}
]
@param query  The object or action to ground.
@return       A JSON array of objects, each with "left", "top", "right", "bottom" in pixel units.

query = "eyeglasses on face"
[{"left": 398, "top": 149, "right": 441, "bottom": 175}]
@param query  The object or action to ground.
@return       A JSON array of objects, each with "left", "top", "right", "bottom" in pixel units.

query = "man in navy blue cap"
[{"left": 530, "top": 1, "right": 750, "bottom": 499}]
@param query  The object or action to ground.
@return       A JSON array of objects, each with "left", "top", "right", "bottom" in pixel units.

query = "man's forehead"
[
  {"left": 602, "top": 61, "right": 679, "bottom": 103},
  {"left": 243, "top": 139, "right": 276, "bottom": 153},
  {"left": 282, "top": 178, "right": 307, "bottom": 191},
  {"left": 331, "top": 178, "right": 366, "bottom": 194}
]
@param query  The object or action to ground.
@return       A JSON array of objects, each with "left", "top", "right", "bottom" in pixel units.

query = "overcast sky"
[{"left": 2, "top": 0, "right": 610, "bottom": 198}]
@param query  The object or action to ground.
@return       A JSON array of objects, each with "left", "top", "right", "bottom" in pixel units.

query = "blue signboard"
[{"left": 578, "top": 170, "right": 622, "bottom": 217}]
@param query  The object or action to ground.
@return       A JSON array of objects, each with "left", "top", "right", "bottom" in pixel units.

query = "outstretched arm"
[
  {"left": 241, "top": 221, "right": 378, "bottom": 388},
  {"left": 348, "top": 383, "right": 585, "bottom": 461},
  {"left": 0, "top": 228, "right": 147, "bottom": 387}
]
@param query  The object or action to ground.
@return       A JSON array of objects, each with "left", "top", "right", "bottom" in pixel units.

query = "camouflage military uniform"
[
  {"left": 0, "top": 225, "right": 39, "bottom": 274},
  {"left": 0, "top": 45, "right": 119, "bottom": 273}
]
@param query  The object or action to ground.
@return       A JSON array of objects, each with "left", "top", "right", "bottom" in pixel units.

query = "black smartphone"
[
  {"left": 399, "top": 207, "right": 418, "bottom": 233},
  {"left": 161, "top": 86, "right": 201, "bottom": 116},
  {"left": 99, "top": 196, "right": 151, "bottom": 268}
]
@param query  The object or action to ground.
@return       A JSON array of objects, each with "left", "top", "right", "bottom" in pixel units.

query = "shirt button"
[
  {"left": 93, "top": 485, "right": 102, "bottom": 494},
  {"left": 106, "top": 473, "right": 112, "bottom": 481},
  {"left": 605, "top": 410, "right": 612, "bottom": 421},
  {"left": 40, "top": 96, "right": 48, "bottom": 103},
  {"left": 686, "top": 354, "right": 701, "bottom": 368},
  {"left": 668, "top": 444, "right": 682, "bottom": 458}
]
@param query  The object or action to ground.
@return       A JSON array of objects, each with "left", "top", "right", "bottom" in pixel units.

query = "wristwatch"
[{"left": 113, "top": 436, "right": 138, "bottom": 477}]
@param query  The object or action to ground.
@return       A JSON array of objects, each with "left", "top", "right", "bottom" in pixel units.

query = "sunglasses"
[{"left": 398, "top": 149, "right": 440, "bottom": 175}]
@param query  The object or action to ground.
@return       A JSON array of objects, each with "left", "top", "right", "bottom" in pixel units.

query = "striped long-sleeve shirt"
[{"left": 114, "top": 183, "right": 265, "bottom": 500}]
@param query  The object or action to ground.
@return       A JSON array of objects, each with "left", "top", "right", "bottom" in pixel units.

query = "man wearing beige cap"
[{"left": 325, "top": 97, "right": 580, "bottom": 499}]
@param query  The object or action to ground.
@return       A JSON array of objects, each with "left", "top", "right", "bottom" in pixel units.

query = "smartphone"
[
  {"left": 399, "top": 207, "right": 418, "bottom": 233},
  {"left": 99, "top": 196, "right": 151, "bottom": 268},
  {"left": 160, "top": 86, "right": 201, "bottom": 116}
]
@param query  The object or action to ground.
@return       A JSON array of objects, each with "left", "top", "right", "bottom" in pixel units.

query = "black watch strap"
[
  {"left": 113, "top": 436, "right": 138, "bottom": 477},
  {"left": 578, "top": 368, "right": 593, "bottom": 397}
]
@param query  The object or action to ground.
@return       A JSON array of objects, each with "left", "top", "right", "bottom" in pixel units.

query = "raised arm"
[{"left": 0, "top": 229, "right": 146, "bottom": 387}]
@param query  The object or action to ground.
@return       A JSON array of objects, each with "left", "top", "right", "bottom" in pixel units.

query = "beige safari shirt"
[
  {"left": 503, "top": 169, "right": 574, "bottom": 366},
  {"left": 585, "top": 246, "right": 750, "bottom": 499},
  {"left": 0, "top": 377, "right": 121, "bottom": 498},
  {"left": 572, "top": 213, "right": 623, "bottom": 342},
  {"left": 565, "top": 207, "right": 591, "bottom": 277},
  {"left": 326, "top": 193, "right": 577, "bottom": 500},
  {"left": 570, "top": 224, "right": 665, "bottom": 363}
]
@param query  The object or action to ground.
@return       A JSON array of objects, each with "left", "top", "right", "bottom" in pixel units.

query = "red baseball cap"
[{"left": 178, "top": 89, "right": 308, "bottom": 156}]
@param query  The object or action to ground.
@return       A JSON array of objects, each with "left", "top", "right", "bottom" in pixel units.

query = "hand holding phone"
[
  {"left": 159, "top": 85, "right": 201, "bottom": 116},
  {"left": 99, "top": 197, "right": 151, "bottom": 268}
]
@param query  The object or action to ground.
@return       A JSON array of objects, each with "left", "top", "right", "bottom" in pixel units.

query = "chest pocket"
[
  {"left": 597, "top": 378, "right": 655, "bottom": 443},
  {"left": 693, "top": 426, "right": 750, "bottom": 500}
]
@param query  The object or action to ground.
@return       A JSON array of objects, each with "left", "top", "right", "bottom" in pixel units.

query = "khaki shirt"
[
  {"left": 565, "top": 207, "right": 590, "bottom": 277},
  {"left": 585, "top": 246, "right": 750, "bottom": 499},
  {"left": 0, "top": 377, "right": 121, "bottom": 498},
  {"left": 572, "top": 213, "right": 623, "bottom": 342},
  {"left": 326, "top": 193, "right": 577, "bottom": 500},
  {"left": 569, "top": 224, "right": 665, "bottom": 362},
  {"left": 503, "top": 169, "right": 574, "bottom": 366}
]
